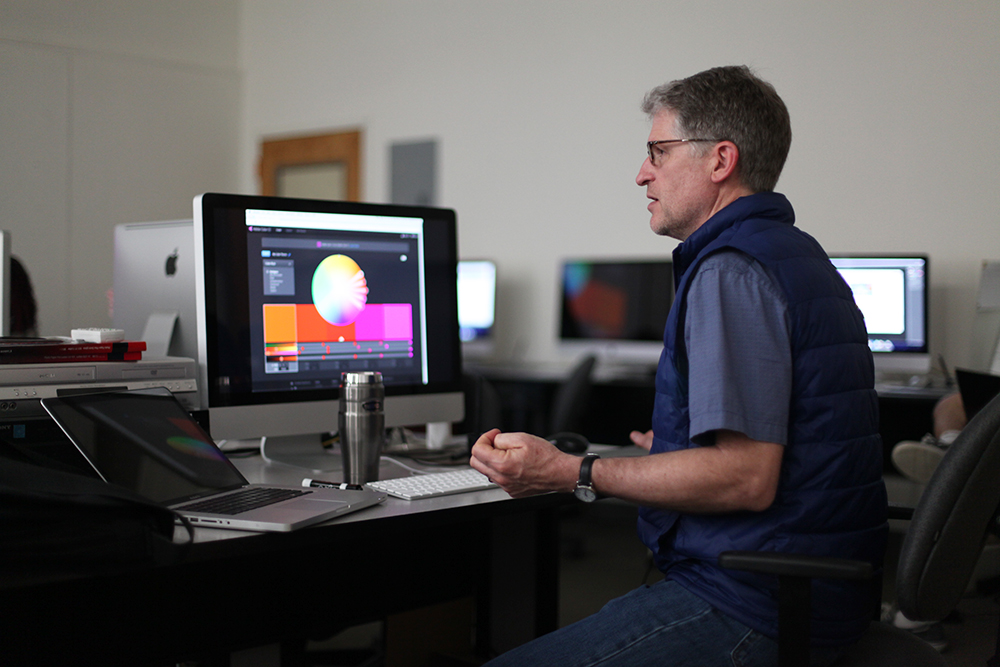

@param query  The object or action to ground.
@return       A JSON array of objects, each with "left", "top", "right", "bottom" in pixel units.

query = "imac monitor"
[
  {"left": 457, "top": 259, "right": 496, "bottom": 358},
  {"left": 194, "top": 193, "right": 463, "bottom": 469},
  {"left": 0, "top": 230, "right": 10, "bottom": 337},
  {"left": 829, "top": 255, "right": 930, "bottom": 375},
  {"left": 113, "top": 220, "right": 198, "bottom": 360},
  {"left": 559, "top": 259, "right": 673, "bottom": 369},
  {"left": 970, "top": 260, "right": 1000, "bottom": 375}
]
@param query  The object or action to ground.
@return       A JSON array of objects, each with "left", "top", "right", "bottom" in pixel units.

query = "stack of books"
[{"left": 0, "top": 338, "right": 146, "bottom": 364}]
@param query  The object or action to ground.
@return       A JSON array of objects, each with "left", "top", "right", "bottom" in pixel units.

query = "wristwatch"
[{"left": 574, "top": 453, "right": 601, "bottom": 502}]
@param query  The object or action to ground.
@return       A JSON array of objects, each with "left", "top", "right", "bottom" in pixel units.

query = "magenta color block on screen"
[{"left": 353, "top": 303, "right": 413, "bottom": 340}]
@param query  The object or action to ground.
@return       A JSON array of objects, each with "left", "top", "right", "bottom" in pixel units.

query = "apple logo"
[{"left": 165, "top": 248, "right": 179, "bottom": 277}]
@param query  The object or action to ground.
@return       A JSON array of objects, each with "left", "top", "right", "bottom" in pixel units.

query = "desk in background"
[
  {"left": 474, "top": 361, "right": 952, "bottom": 468},
  {"left": 0, "top": 454, "right": 571, "bottom": 666}
]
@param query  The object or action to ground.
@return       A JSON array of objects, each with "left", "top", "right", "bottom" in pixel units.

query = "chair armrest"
[
  {"left": 719, "top": 550, "right": 873, "bottom": 581},
  {"left": 887, "top": 503, "right": 914, "bottom": 521}
]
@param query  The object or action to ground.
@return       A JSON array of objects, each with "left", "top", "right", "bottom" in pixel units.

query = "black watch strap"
[
  {"left": 574, "top": 453, "right": 600, "bottom": 502},
  {"left": 578, "top": 453, "right": 599, "bottom": 487}
]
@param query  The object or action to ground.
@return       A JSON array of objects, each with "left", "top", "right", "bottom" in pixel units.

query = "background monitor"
[
  {"left": 457, "top": 259, "right": 496, "bottom": 359},
  {"left": 0, "top": 230, "right": 10, "bottom": 337},
  {"left": 113, "top": 220, "right": 198, "bottom": 360},
  {"left": 558, "top": 258, "right": 673, "bottom": 369},
  {"left": 969, "top": 260, "right": 1000, "bottom": 375},
  {"left": 829, "top": 254, "right": 931, "bottom": 375},
  {"left": 194, "top": 193, "right": 464, "bottom": 470}
]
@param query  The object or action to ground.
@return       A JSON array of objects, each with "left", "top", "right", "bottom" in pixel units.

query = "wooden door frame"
[{"left": 258, "top": 129, "right": 362, "bottom": 201}]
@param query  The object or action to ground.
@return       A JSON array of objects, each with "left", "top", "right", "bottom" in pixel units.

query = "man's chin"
[{"left": 649, "top": 219, "right": 672, "bottom": 237}]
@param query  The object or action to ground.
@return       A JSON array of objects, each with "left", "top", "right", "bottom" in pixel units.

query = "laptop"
[
  {"left": 40, "top": 388, "right": 386, "bottom": 532},
  {"left": 955, "top": 368, "right": 1000, "bottom": 421}
]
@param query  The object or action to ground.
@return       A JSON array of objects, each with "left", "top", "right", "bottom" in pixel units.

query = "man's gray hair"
[{"left": 642, "top": 66, "right": 791, "bottom": 193}]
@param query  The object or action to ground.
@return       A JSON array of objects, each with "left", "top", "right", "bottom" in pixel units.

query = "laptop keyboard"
[{"left": 180, "top": 487, "right": 310, "bottom": 515}]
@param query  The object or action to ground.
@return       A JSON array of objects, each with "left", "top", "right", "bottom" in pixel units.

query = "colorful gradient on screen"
[
  {"left": 311, "top": 254, "right": 369, "bottom": 326},
  {"left": 166, "top": 436, "right": 228, "bottom": 461}
]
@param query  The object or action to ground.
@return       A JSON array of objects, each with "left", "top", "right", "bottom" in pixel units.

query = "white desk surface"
[{"left": 182, "top": 443, "right": 644, "bottom": 542}]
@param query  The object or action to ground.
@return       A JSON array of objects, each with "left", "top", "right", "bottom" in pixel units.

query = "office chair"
[
  {"left": 461, "top": 371, "right": 505, "bottom": 449},
  {"left": 547, "top": 354, "right": 597, "bottom": 436},
  {"left": 720, "top": 389, "right": 1000, "bottom": 667}
]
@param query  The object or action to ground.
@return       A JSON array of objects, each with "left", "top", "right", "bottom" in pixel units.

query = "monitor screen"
[
  {"left": 0, "top": 230, "right": 10, "bottom": 337},
  {"left": 458, "top": 259, "right": 496, "bottom": 343},
  {"left": 829, "top": 255, "right": 930, "bottom": 374},
  {"left": 113, "top": 220, "right": 198, "bottom": 360},
  {"left": 558, "top": 259, "right": 673, "bottom": 367},
  {"left": 193, "top": 193, "right": 464, "bottom": 451}
]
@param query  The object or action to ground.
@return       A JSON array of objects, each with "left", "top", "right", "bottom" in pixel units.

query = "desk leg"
[{"left": 478, "top": 507, "right": 560, "bottom": 658}]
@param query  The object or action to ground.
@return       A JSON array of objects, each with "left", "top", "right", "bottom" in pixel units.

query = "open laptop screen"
[{"left": 41, "top": 389, "right": 247, "bottom": 506}]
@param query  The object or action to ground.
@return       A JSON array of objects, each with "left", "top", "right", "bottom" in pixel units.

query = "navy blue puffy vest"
[{"left": 637, "top": 192, "right": 888, "bottom": 646}]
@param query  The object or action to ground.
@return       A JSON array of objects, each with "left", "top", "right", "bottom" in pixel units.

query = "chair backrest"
[
  {"left": 547, "top": 354, "right": 597, "bottom": 435},
  {"left": 896, "top": 390, "right": 1000, "bottom": 621},
  {"left": 461, "top": 372, "right": 504, "bottom": 449}
]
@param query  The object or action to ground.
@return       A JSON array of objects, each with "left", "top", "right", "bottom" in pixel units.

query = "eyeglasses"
[{"left": 646, "top": 138, "right": 721, "bottom": 167}]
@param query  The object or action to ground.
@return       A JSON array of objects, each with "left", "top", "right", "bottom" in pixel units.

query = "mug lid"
[{"left": 340, "top": 371, "right": 383, "bottom": 386}]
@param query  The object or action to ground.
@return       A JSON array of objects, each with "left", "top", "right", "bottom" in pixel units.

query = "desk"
[
  {"left": 0, "top": 454, "right": 571, "bottom": 666},
  {"left": 475, "top": 362, "right": 952, "bottom": 465}
]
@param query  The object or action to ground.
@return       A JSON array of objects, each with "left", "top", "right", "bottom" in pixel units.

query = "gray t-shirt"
[{"left": 684, "top": 250, "right": 792, "bottom": 446}]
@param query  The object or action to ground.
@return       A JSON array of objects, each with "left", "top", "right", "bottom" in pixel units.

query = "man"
[
  {"left": 892, "top": 391, "right": 965, "bottom": 484},
  {"left": 470, "top": 66, "right": 888, "bottom": 666}
]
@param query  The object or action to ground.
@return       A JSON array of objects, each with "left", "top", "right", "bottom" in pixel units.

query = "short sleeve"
[{"left": 684, "top": 251, "right": 792, "bottom": 445}]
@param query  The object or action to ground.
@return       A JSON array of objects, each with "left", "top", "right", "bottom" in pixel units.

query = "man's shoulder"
[
  {"left": 697, "top": 249, "right": 771, "bottom": 280},
  {"left": 690, "top": 249, "right": 787, "bottom": 309}
]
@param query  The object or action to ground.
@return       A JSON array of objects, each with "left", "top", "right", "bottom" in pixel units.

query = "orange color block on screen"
[
  {"left": 263, "top": 304, "right": 297, "bottom": 343},
  {"left": 297, "top": 304, "right": 356, "bottom": 342}
]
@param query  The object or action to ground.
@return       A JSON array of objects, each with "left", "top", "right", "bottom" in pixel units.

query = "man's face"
[{"left": 636, "top": 110, "right": 715, "bottom": 241}]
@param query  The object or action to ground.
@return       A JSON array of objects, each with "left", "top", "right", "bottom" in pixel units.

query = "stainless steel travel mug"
[{"left": 339, "top": 371, "right": 385, "bottom": 484}]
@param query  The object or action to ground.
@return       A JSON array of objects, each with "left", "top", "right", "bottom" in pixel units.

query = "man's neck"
[{"left": 680, "top": 184, "right": 756, "bottom": 241}]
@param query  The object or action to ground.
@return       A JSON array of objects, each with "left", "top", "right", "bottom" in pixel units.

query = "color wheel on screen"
[
  {"left": 167, "top": 436, "right": 227, "bottom": 461},
  {"left": 312, "top": 254, "right": 369, "bottom": 326}
]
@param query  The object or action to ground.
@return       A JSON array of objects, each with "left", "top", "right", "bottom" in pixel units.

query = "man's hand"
[
  {"left": 629, "top": 429, "right": 654, "bottom": 451},
  {"left": 469, "top": 429, "right": 579, "bottom": 498}
]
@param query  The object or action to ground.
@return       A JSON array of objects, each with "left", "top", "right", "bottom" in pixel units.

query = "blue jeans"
[{"left": 484, "top": 580, "right": 844, "bottom": 667}]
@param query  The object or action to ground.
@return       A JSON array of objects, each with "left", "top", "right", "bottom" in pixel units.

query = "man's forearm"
[{"left": 590, "top": 433, "right": 782, "bottom": 513}]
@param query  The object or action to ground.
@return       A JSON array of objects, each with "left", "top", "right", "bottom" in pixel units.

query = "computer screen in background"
[
  {"left": 0, "top": 230, "right": 10, "bottom": 337},
  {"left": 558, "top": 258, "right": 673, "bottom": 372},
  {"left": 458, "top": 259, "right": 496, "bottom": 360},
  {"left": 969, "top": 260, "right": 1000, "bottom": 375},
  {"left": 194, "top": 193, "right": 464, "bottom": 471},
  {"left": 829, "top": 255, "right": 931, "bottom": 376},
  {"left": 113, "top": 220, "right": 198, "bottom": 360}
]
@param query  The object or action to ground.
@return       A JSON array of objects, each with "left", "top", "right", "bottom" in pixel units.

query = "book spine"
[
  {"left": 0, "top": 341, "right": 147, "bottom": 357},
  {"left": 0, "top": 352, "right": 143, "bottom": 364}
]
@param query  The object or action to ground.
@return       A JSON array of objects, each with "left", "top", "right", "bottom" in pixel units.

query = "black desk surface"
[{"left": 0, "top": 452, "right": 571, "bottom": 666}]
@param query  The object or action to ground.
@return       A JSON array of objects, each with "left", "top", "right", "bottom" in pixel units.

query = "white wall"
[
  {"left": 4, "top": 1, "right": 997, "bottom": 371},
  {"left": 240, "top": 0, "right": 1000, "bottom": 371},
  {"left": 0, "top": 0, "right": 241, "bottom": 336}
]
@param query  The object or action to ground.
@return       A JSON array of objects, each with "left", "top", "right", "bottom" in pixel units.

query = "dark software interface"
[
  {"left": 245, "top": 207, "right": 427, "bottom": 392},
  {"left": 830, "top": 255, "right": 928, "bottom": 353},
  {"left": 197, "top": 194, "right": 461, "bottom": 414},
  {"left": 560, "top": 259, "right": 673, "bottom": 342}
]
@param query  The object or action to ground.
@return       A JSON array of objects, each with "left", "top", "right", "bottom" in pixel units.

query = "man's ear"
[{"left": 710, "top": 141, "right": 740, "bottom": 184}]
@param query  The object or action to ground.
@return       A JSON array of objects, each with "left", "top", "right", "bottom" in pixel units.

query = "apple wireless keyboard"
[{"left": 366, "top": 469, "right": 498, "bottom": 500}]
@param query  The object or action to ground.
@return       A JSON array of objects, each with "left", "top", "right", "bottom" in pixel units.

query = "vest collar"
[{"left": 672, "top": 192, "right": 795, "bottom": 277}]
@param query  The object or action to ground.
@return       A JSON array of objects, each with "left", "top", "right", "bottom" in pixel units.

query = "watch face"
[{"left": 574, "top": 486, "right": 597, "bottom": 502}]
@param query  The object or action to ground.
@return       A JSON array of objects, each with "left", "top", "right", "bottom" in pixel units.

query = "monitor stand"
[
  {"left": 425, "top": 421, "right": 452, "bottom": 449},
  {"left": 260, "top": 433, "right": 344, "bottom": 475},
  {"left": 141, "top": 311, "right": 178, "bottom": 358}
]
